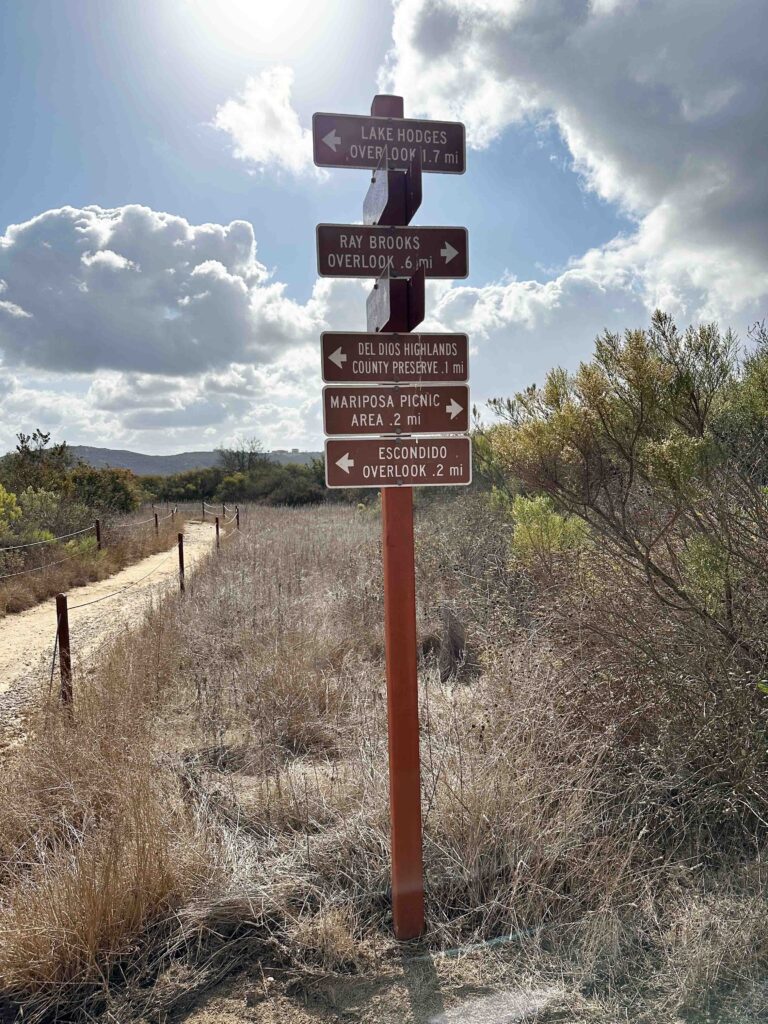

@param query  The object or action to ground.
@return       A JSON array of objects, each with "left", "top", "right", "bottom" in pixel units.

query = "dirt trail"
[{"left": 0, "top": 520, "right": 215, "bottom": 746}]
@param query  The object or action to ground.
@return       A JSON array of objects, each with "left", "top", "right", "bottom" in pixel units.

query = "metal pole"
[
  {"left": 56, "top": 593, "right": 72, "bottom": 708},
  {"left": 215, "top": 515, "right": 220, "bottom": 551},
  {"left": 178, "top": 532, "right": 185, "bottom": 594},
  {"left": 370, "top": 92, "right": 424, "bottom": 940},
  {"left": 94, "top": 518, "right": 101, "bottom": 551}
]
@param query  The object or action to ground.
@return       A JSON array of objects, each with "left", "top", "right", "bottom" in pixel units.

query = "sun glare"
[{"left": 182, "top": 0, "right": 333, "bottom": 59}]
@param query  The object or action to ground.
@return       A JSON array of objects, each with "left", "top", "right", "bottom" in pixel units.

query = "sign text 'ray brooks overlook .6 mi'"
[{"left": 313, "top": 93, "right": 469, "bottom": 944}]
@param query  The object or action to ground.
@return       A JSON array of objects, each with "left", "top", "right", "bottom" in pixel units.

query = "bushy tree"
[
  {"left": 0, "top": 430, "right": 76, "bottom": 493},
  {"left": 69, "top": 466, "right": 142, "bottom": 513}
]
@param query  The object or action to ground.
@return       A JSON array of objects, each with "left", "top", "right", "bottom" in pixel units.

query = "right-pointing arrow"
[
  {"left": 328, "top": 346, "right": 347, "bottom": 369},
  {"left": 446, "top": 398, "right": 463, "bottom": 420},
  {"left": 440, "top": 241, "right": 459, "bottom": 263},
  {"left": 336, "top": 452, "right": 354, "bottom": 474},
  {"left": 323, "top": 129, "right": 341, "bottom": 152}
]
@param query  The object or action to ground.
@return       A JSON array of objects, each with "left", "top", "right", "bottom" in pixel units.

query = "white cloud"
[
  {"left": 0, "top": 204, "right": 325, "bottom": 375},
  {"left": 213, "top": 66, "right": 321, "bottom": 178},
  {"left": 381, "top": 0, "right": 768, "bottom": 324}
]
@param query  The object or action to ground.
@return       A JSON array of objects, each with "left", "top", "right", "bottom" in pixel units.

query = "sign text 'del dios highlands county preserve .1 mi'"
[{"left": 321, "top": 332, "right": 469, "bottom": 383}]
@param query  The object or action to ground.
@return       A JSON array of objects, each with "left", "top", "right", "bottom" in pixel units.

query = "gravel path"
[{"left": 0, "top": 520, "right": 215, "bottom": 751}]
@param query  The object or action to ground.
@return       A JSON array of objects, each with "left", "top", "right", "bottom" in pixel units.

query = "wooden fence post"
[
  {"left": 154, "top": 512, "right": 159, "bottom": 535},
  {"left": 236, "top": 507, "right": 240, "bottom": 530},
  {"left": 95, "top": 519, "right": 101, "bottom": 551},
  {"left": 202, "top": 500, "right": 205, "bottom": 521},
  {"left": 215, "top": 516, "right": 220, "bottom": 551},
  {"left": 178, "top": 532, "right": 185, "bottom": 594},
  {"left": 56, "top": 593, "right": 73, "bottom": 708}
]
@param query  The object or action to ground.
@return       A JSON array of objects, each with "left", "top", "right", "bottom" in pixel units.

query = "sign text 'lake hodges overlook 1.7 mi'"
[
  {"left": 313, "top": 93, "right": 470, "bottom": 943},
  {"left": 312, "top": 112, "right": 466, "bottom": 174}
]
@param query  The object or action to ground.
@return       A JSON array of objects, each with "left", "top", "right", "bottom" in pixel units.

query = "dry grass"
[
  {"left": 0, "top": 508, "right": 186, "bottom": 616},
  {"left": 0, "top": 499, "right": 765, "bottom": 1022}
]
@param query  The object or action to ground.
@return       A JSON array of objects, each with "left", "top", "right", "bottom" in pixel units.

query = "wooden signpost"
[{"left": 314, "top": 93, "right": 469, "bottom": 940}]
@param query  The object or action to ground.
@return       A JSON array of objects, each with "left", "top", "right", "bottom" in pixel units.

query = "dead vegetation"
[{"left": 0, "top": 499, "right": 765, "bottom": 1022}]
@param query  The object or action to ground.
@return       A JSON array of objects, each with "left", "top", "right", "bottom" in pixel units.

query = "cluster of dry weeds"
[{"left": 0, "top": 499, "right": 765, "bottom": 1022}]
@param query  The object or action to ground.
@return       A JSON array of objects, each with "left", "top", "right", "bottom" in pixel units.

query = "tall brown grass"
[{"left": 0, "top": 499, "right": 765, "bottom": 1022}]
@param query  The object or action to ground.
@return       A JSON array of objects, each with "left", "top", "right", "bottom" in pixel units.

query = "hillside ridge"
[{"left": 69, "top": 445, "right": 321, "bottom": 476}]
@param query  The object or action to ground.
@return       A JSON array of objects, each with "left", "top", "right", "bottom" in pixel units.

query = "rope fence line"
[
  {"left": 48, "top": 507, "right": 246, "bottom": 711},
  {"left": 108, "top": 515, "right": 157, "bottom": 531},
  {"left": 1, "top": 506, "right": 182, "bottom": 583},
  {"left": 0, "top": 550, "right": 84, "bottom": 582},
  {"left": 0, "top": 525, "right": 94, "bottom": 552},
  {"left": 68, "top": 545, "right": 179, "bottom": 610}
]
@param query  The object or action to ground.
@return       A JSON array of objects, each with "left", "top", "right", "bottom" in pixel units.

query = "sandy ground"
[
  {"left": 0, "top": 519, "right": 215, "bottom": 749},
  {"left": 176, "top": 957, "right": 569, "bottom": 1024}
]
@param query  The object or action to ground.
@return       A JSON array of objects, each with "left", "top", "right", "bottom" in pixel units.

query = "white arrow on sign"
[
  {"left": 440, "top": 241, "right": 458, "bottom": 263},
  {"left": 328, "top": 346, "right": 347, "bottom": 369},
  {"left": 336, "top": 452, "right": 354, "bottom": 474},
  {"left": 446, "top": 398, "right": 463, "bottom": 420},
  {"left": 323, "top": 129, "right": 341, "bottom": 152}
]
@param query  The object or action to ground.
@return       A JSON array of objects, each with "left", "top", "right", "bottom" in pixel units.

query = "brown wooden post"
[
  {"left": 222, "top": 501, "right": 226, "bottom": 519},
  {"left": 370, "top": 92, "right": 425, "bottom": 940},
  {"left": 178, "top": 532, "right": 185, "bottom": 594},
  {"left": 94, "top": 518, "right": 101, "bottom": 551},
  {"left": 56, "top": 593, "right": 72, "bottom": 708},
  {"left": 154, "top": 512, "right": 159, "bottom": 535},
  {"left": 236, "top": 506, "right": 240, "bottom": 530},
  {"left": 201, "top": 500, "right": 205, "bottom": 521},
  {"left": 215, "top": 515, "right": 220, "bottom": 551}
]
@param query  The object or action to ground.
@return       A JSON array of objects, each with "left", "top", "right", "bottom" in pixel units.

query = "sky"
[{"left": 0, "top": 0, "right": 766, "bottom": 455}]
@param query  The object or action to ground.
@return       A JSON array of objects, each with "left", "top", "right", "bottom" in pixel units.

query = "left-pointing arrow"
[
  {"left": 336, "top": 452, "right": 354, "bottom": 473},
  {"left": 440, "top": 241, "right": 458, "bottom": 263},
  {"left": 328, "top": 346, "right": 347, "bottom": 369},
  {"left": 323, "top": 129, "right": 341, "bottom": 152}
]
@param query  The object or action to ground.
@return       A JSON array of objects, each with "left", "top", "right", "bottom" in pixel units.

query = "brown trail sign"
[
  {"left": 321, "top": 331, "right": 469, "bottom": 383},
  {"left": 325, "top": 436, "right": 472, "bottom": 488},
  {"left": 323, "top": 384, "right": 469, "bottom": 436},
  {"left": 316, "top": 224, "right": 468, "bottom": 279},
  {"left": 313, "top": 112, "right": 465, "bottom": 174}
]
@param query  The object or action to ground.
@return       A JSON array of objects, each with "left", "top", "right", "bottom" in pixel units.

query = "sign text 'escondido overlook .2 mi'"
[
  {"left": 321, "top": 332, "right": 469, "bottom": 383},
  {"left": 325, "top": 437, "right": 472, "bottom": 488},
  {"left": 313, "top": 112, "right": 466, "bottom": 174}
]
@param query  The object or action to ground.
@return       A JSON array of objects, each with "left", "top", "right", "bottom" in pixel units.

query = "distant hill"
[{"left": 69, "top": 446, "right": 321, "bottom": 476}]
